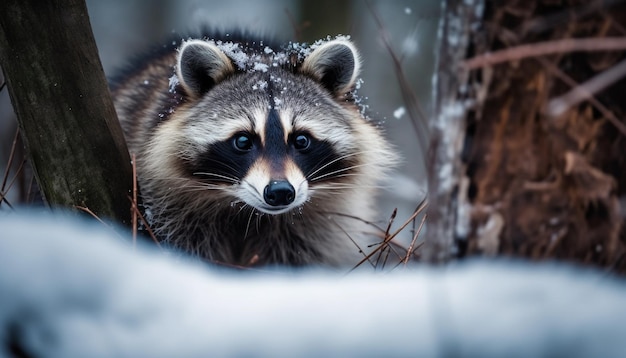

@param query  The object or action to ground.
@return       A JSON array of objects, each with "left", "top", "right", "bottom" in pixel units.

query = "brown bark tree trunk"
[
  {"left": 0, "top": 0, "right": 133, "bottom": 226},
  {"left": 430, "top": 0, "right": 626, "bottom": 272}
]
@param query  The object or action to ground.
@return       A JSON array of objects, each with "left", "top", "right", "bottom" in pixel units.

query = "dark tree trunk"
[
  {"left": 430, "top": 0, "right": 626, "bottom": 272},
  {"left": 0, "top": 0, "right": 132, "bottom": 226}
]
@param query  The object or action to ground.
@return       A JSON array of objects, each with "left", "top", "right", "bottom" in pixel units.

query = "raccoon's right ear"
[{"left": 176, "top": 40, "right": 235, "bottom": 98}]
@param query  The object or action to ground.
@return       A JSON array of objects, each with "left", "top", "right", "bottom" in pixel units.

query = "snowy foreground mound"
[{"left": 1, "top": 212, "right": 625, "bottom": 357}]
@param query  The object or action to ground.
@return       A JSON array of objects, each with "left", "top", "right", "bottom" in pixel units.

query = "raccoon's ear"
[
  {"left": 176, "top": 40, "right": 235, "bottom": 98},
  {"left": 300, "top": 39, "right": 361, "bottom": 96}
]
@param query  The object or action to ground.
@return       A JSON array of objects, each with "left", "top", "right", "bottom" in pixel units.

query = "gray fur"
[{"left": 111, "top": 35, "right": 398, "bottom": 267}]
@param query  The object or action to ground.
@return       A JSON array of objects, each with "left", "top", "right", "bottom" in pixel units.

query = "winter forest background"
[{"left": 1, "top": 0, "right": 626, "bottom": 356}]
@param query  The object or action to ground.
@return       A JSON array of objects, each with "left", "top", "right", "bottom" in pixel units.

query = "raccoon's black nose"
[{"left": 264, "top": 180, "right": 295, "bottom": 206}]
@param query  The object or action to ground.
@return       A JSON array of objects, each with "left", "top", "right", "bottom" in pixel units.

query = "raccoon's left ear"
[
  {"left": 176, "top": 39, "right": 235, "bottom": 98},
  {"left": 300, "top": 39, "right": 361, "bottom": 96}
]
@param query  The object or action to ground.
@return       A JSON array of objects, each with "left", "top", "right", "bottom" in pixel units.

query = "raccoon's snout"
[{"left": 264, "top": 180, "right": 295, "bottom": 206}]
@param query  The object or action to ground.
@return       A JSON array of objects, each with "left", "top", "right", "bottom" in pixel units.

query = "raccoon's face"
[{"left": 161, "top": 38, "right": 365, "bottom": 215}]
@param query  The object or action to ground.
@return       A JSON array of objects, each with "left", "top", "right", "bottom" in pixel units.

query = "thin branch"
[
  {"left": 0, "top": 190, "right": 14, "bottom": 209},
  {"left": 2, "top": 159, "right": 25, "bottom": 201},
  {"left": 325, "top": 211, "right": 386, "bottom": 233},
  {"left": 1, "top": 127, "right": 20, "bottom": 195},
  {"left": 330, "top": 216, "right": 376, "bottom": 269},
  {"left": 403, "top": 213, "right": 427, "bottom": 265},
  {"left": 539, "top": 56, "right": 626, "bottom": 137},
  {"left": 347, "top": 198, "right": 428, "bottom": 273},
  {"left": 365, "top": 1, "right": 428, "bottom": 157},
  {"left": 284, "top": 8, "right": 309, "bottom": 43},
  {"left": 546, "top": 58, "right": 626, "bottom": 124},
  {"left": 127, "top": 196, "right": 161, "bottom": 248},
  {"left": 374, "top": 208, "right": 397, "bottom": 269},
  {"left": 75, "top": 205, "right": 109, "bottom": 227},
  {"left": 131, "top": 154, "right": 137, "bottom": 247},
  {"left": 463, "top": 37, "right": 626, "bottom": 70},
  {"left": 25, "top": 173, "right": 35, "bottom": 203}
]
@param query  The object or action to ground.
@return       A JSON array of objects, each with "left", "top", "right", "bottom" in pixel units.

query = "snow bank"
[{"left": 1, "top": 211, "right": 625, "bottom": 357}]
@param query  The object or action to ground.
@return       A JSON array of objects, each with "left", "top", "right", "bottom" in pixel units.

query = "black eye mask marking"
[
  {"left": 188, "top": 135, "right": 258, "bottom": 184},
  {"left": 293, "top": 137, "right": 357, "bottom": 183}
]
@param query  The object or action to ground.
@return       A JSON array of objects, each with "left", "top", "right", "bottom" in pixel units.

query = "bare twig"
[
  {"left": 375, "top": 208, "right": 397, "bottom": 269},
  {"left": 131, "top": 154, "right": 137, "bottom": 247},
  {"left": 25, "top": 173, "right": 35, "bottom": 204},
  {"left": 2, "top": 159, "right": 25, "bottom": 200},
  {"left": 127, "top": 196, "right": 161, "bottom": 248},
  {"left": 325, "top": 211, "right": 386, "bottom": 233},
  {"left": 330, "top": 216, "right": 376, "bottom": 268},
  {"left": 348, "top": 198, "right": 428, "bottom": 273},
  {"left": 546, "top": 58, "right": 626, "bottom": 123},
  {"left": 404, "top": 213, "right": 427, "bottom": 265},
  {"left": 538, "top": 56, "right": 626, "bottom": 137},
  {"left": 0, "top": 190, "right": 14, "bottom": 209},
  {"left": 284, "top": 8, "right": 309, "bottom": 43},
  {"left": 365, "top": 1, "right": 428, "bottom": 157},
  {"left": 1, "top": 127, "right": 20, "bottom": 196},
  {"left": 75, "top": 205, "right": 109, "bottom": 227},
  {"left": 464, "top": 37, "right": 626, "bottom": 70}
]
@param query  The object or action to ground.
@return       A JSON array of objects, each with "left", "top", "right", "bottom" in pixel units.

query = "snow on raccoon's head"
[{"left": 147, "top": 36, "right": 390, "bottom": 215}]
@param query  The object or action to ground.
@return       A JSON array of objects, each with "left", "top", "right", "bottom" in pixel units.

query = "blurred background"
[{"left": 1, "top": 0, "right": 439, "bottom": 242}]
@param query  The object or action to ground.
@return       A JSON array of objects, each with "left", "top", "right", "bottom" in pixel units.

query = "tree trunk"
[
  {"left": 431, "top": 0, "right": 626, "bottom": 272},
  {"left": 425, "top": 0, "right": 483, "bottom": 263},
  {"left": 0, "top": 0, "right": 132, "bottom": 226}
]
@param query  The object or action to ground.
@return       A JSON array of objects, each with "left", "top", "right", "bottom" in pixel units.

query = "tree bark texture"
[
  {"left": 459, "top": 1, "right": 626, "bottom": 272},
  {"left": 0, "top": 0, "right": 132, "bottom": 225},
  {"left": 425, "top": 0, "right": 484, "bottom": 263}
]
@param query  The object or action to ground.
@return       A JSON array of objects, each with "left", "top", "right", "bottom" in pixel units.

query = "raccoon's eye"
[
  {"left": 233, "top": 134, "right": 253, "bottom": 152},
  {"left": 294, "top": 134, "right": 311, "bottom": 150}
]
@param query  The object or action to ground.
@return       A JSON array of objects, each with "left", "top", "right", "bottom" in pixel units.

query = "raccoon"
[{"left": 110, "top": 31, "right": 398, "bottom": 267}]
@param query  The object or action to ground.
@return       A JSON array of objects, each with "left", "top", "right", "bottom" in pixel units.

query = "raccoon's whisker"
[
  {"left": 305, "top": 148, "right": 387, "bottom": 181},
  {"left": 193, "top": 171, "right": 239, "bottom": 184},
  {"left": 255, "top": 212, "right": 263, "bottom": 235},
  {"left": 241, "top": 179, "right": 263, "bottom": 197},
  {"left": 198, "top": 157, "right": 242, "bottom": 176},
  {"left": 182, "top": 185, "right": 226, "bottom": 192},
  {"left": 309, "top": 162, "right": 374, "bottom": 182},
  {"left": 139, "top": 175, "right": 192, "bottom": 182},
  {"left": 178, "top": 181, "right": 229, "bottom": 192},
  {"left": 305, "top": 151, "right": 363, "bottom": 180},
  {"left": 311, "top": 184, "right": 388, "bottom": 191},
  {"left": 244, "top": 207, "right": 256, "bottom": 239},
  {"left": 232, "top": 201, "right": 250, "bottom": 216}
]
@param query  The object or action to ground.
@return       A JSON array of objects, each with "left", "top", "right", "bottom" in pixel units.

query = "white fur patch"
[{"left": 239, "top": 158, "right": 307, "bottom": 215}]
